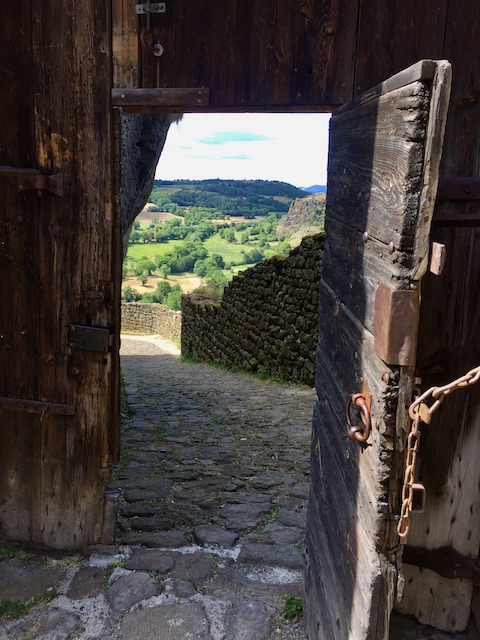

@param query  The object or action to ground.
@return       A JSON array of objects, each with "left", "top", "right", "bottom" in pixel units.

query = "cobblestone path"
[
  {"left": 112, "top": 335, "right": 316, "bottom": 638},
  {"left": 117, "top": 336, "right": 314, "bottom": 550},
  {"left": 0, "top": 336, "right": 469, "bottom": 639}
]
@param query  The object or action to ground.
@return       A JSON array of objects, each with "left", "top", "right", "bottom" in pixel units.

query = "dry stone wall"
[
  {"left": 181, "top": 234, "right": 324, "bottom": 386},
  {"left": 121, "top": 303, "right": 181, "bottom": 344}
]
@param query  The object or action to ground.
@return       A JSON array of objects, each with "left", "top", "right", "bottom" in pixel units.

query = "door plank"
[
  {"left": 112, "top": 0, "right": 139, "bottom": 88},
  {"left": 293, "top": 0, "right": 359, "bottom": 105},
  {"left": 354, "top": 1, "right": 448, "bottom": 96},
  {"left": 327, "top": 82, "right": 430, "bottom": 250},
  {"left": 305, "top": 61, "right": 451, "bottom": 639},
  {"left": 401, "top": 1, "right": 480, "bottom": 628},
  {"left": 0, "top": 4, "right": 42, "bottom": 544},
  {"left": 0, "top": 2, "right": 117, "bottom": 549}
]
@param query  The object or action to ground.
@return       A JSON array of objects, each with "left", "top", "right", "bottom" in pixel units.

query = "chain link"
[{"left": 397, "top": 365, "right": 480, "bottom": 540}]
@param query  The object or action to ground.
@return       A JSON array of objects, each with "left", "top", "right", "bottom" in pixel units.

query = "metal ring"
[{"left": 346, "top": 393, "right": 371, "bottom": 443}]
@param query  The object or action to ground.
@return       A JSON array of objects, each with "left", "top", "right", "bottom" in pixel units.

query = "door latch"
[{"left": 346, "top": 393, "right": 371, "bottom": 444}]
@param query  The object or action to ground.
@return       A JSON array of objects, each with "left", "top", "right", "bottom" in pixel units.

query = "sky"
[{"left": 155, "top": 113, "right": 331, "bottom": 189}]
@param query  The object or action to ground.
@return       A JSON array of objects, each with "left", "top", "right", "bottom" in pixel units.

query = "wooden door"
[
  {"left": 304, "top": 60, "right": 451, "bottom": 639},
  {"left": 0, "top": 2, "right": 120, "bottom": 549}
]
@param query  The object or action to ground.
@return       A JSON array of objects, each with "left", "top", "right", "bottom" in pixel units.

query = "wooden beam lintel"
[{"left": 112, "top": 88, "right": 210, "bottom": 110}]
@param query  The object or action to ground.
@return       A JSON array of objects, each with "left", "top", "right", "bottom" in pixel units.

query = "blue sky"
[{"left": 155, "top": 113, "right": 331, "bottom": 188}]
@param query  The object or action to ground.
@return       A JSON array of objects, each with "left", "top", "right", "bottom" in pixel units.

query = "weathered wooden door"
[
  {"left": 0, "top": 2, "right": 120, "bottom": 549},
  {"left": 304, "top": 60, "right": 451, "bottom": 639}
]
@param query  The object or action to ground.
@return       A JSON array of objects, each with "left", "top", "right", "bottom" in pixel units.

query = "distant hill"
[
  {"left": 277, "top": 193, "right": 326, "bottom": 244},
  {"left": 150, "top": 179, "right": 308, "bottom": 219},
  {"left": 302, "top": 184, "right": 327, "bottom": 194}
]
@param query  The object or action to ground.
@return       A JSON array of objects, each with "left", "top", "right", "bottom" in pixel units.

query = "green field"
[
  {"left": 204, "top": 234, "right": 285, "bottom": 263},
  {"left": 126, "top": 239, "right": 183, "bottom": 261},
  {"left": 126, "top": 233, "right": 287, "bottom": 267}
]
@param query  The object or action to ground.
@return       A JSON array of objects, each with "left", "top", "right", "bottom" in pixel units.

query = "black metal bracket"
[
  {"left": 69, "top": 324, "right": 111, "bottom": 352},
  {"left": 0, "top": 166, "right": 64, "bottom": 196}
]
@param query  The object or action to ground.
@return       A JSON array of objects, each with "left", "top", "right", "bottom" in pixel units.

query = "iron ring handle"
[{"left": 346, "top": 393, "right": 371, "bottom": 443}]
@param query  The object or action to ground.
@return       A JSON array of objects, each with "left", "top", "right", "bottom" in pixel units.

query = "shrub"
[{"left": 122, "top": 286, "right": 142, "bottom": 302}]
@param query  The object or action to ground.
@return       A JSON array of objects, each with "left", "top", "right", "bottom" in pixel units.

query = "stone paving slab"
[{"left": 0, "top": 337, "right": 470, "bottom": 640}]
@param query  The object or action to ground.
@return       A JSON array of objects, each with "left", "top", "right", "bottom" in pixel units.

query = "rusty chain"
[{"left": 397, "top": 365, "right": 480, "bottom": 540}]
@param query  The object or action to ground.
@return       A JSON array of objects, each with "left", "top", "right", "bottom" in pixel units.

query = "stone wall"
[
  {"left": 121, "top": 303, "right": 181, "bottom": 344},
  {"left": 181, "top": 234, "right": 324, "bottom": 386}
]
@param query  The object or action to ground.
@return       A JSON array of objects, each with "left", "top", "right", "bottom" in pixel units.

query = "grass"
[
  {"left": 0, "top": 546, "right": 20, "bottom": 560},
  {"left": 204, "top": 234, "right": 286, "bottom": 264},
  {"left": 126, "top": 239, "right": 184, "bottom": 260},
  {"left": 0, "top": 592, "right": 56, "bottom": 622},
  {"left": 282, "top": 595, "right": 303, "bottom": 622},
  {"left": 145, "top": 499, "right": 164, "bottom": 508},
  {"left": 251, "top": 503, "right": 279, "bottom": 534}
]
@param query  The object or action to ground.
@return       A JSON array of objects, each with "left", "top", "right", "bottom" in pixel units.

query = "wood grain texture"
[
  {"left": 112, "top": 0, "right": 139, "bottom": 87},
  {"left": 115, "top": 0, "right": 358, "bottom": 107},
  {"left": 305, "top": 62, "right": 449, "bottom": 639},
  {"left": 293, "top": 0, "right": 358, "bottom": 105},
  {"left": 0, "top": 4, "right": 42, "bottom": 543},
  {"left": 354, "top": 1, "right": 448, "bottom": 96},
  {"left": 0, "top": 1, "right": 117, "bottom": 549},
  {"left": 306, "top": 283, "right": 399, "bottom": 639},
  {"left": 398, "top": 0, "right": 480, "bottom": 631},
  {"left": 327, "top": 82, "right": 429, "bottom": 250}
]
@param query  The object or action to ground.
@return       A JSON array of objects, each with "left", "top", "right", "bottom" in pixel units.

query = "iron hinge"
[
  {"left": 84, "top": 290, "right": 105, "bottom": 302},
  {"left": 69, "top": 325, "right": 111, "bottom": 353},
  {"left": 372, "top": 284, "right": 419, "bottom": 366},
  {"left": 0, "top": 166, "right": 64, "bottom": 196},
  {"left": 136, "top": 2, "right": 166, "bottom": 14}
]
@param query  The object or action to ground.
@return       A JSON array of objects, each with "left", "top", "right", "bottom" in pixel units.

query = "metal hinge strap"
[
  {"left": 136, "top": 2, "right": 166, "bottom": 14},
  {"left": 0, "top": 397, "right": 75, "bottom": 416},
  {"left": 0, "top": 166, "right": 64, "bottom": 196},
  {"left": 403, "top": 545, "right": 480, "bottom": 586}
]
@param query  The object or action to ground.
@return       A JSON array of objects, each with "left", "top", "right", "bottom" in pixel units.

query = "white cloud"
[{"left": 155, "top": 112, "right": 330, "bottom": 187}]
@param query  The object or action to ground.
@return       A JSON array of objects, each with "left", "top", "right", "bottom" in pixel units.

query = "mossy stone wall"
[
  {"left": 181, "top": 234, "right": 324, "bottom": 386},
  {"left": 121, "top": 303, "right": 181, "bottom": 344}
]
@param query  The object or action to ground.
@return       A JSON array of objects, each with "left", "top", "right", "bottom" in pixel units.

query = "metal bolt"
[
  {"left": 363, "top": 231, "right": 369, "bottom": 243},
  {"left": 388, "top": 241, "right": 394, "bottom": 254},
  {"left": 153, "top": 43, "right": 164, "bottom": 57}
]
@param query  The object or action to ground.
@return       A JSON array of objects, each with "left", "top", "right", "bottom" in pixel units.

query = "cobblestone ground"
[
  {"left": 113, "top": 335, "right": 315, "bottom": 639},
  {"left": 0, "top": 336, "right": 471, "bottom": 639}
]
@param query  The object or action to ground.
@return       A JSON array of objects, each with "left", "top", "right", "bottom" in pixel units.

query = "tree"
[
  {"left": 211, "top": 253, "right": 225, "bottom": 269},
  {"left": 122, "top": 286, "right": 142, "bottom": 302},
  {"left": 159, "top": 264, "right": 171, "bottom": 279},
  {"left": 205, "top": 268, "right": 228, "bottom": 294},
  {"left": 152, "top": 280, "right": 172, "bottom": 303},
  {"left": 129, "top": 229, "right": 141, "bottom": 243},
  {"left": 135, "top": 257, "right": 156, "bottom": 276},
  {"left": 277, "top": 239, "right": 291, "bottom": 256},
  {"left": 245, "top": 248, "right": 264, "bottom": 264},
  {"left": 166, "top": 285, "right": 182, "bottom": 310}
]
